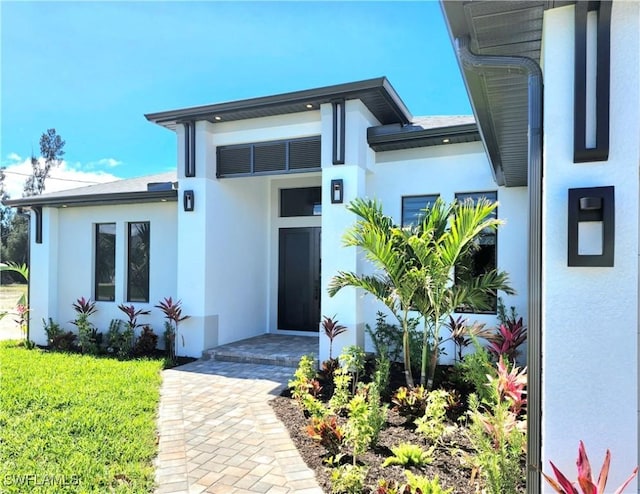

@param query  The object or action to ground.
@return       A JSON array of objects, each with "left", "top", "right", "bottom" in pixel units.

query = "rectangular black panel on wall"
[
  {"left": 332, "top": 100, "right": 345, "bottom": 165},
  {"left": 574, "top": 0, "right": 612, "bottom": 163},
  {"left": 34, "top": 207, "right": 42, "bottom": 244}
]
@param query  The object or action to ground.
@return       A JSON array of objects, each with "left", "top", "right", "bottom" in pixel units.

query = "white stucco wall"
[
  {"left": 29, "top": 201, "right": 177, "bottom": 346},
  {"left": 176, "top": 113, "right": 322, "bottom": 356},
  {"left": 320, "top": 100, "right": 381, "bottom": 360},
  {"left": 541, "top": 3, "right": 639, "bottom": 489},
  {"left": 359, "top": 142, "right": 528, "bottom": 363}
]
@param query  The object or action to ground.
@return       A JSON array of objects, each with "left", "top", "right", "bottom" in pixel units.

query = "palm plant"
[
  {"left": 329, "top": 197, "right": 513, "bottom": 390},
  {"left": 408, "top": 196, "right": 514, "bottom": 389},
  {"left": 328, "top": 198, "right": 422, "bottom": 388}
]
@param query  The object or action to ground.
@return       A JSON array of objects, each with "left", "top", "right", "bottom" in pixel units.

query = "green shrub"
[
  {"left": 382, "top": 442, "right": 434, "bottom": 467},
  {"left": 288, "top": 354, "right": 318, "bottom": 402},
  {"left": 458, "top": 339, "right": 495, "bottom": 404},
  {"left": 330, "top": 464, "right": 367, "bottom": 494},
  {"left": 376, "top": 473, "right": 453, "bottom": 494},
  {"left": 133, "top": 325, "right": 158, "bottom": 356},
  {"left": 43, "top": 317, "right": 62, "bottom": 344},
  {"left": 415, "top": 389, "right": 454, "bottom": 444},
  {"left": 329, "top": 366, "right": 352, "bottom": 414},
  {"left": 339, "top": 345, "right": 366, "bottom": 394},
  {"left": 403, "top": 472, "right": 454, "bottom": 494},
  {"left": 366, "top": 311, "right": 421, "bottom": 368},
  {"left": 107, "top": 319, "right": 133, "bottom": 358},
  {"left": 466, "top": 358, "right": 527, "bottom": 494}
]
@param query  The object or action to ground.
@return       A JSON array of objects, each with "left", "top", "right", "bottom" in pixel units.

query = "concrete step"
[{"left": 202, "top": 334, "right": 319, "bottom": 368}]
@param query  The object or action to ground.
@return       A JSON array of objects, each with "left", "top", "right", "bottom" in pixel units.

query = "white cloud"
[
  {"left": 2, "top": 157, "right": 121, "bottom": 200},
  {"left": 6, "top": 153, "right": 22, "bottom": 162}
]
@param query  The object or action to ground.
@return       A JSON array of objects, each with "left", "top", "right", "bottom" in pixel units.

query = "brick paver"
[{"left": 155, "top": 359, "right": 323, "bottom": 494}]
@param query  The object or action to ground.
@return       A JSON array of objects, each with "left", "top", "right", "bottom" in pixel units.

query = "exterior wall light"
[
  {"left": 330, "top": 179, "right": 343, "bottom": 204},
  {"left": 183, "top": 190, "right": 195, "bottom": 212},
  {"left": 568, "top": 185, "right": 614, "bottom": 266}
]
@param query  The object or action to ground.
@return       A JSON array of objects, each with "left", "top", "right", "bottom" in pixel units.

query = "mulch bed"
[
  {"left": 267, "top": 360, "right": 520, "bottom": 493},
  {"left": 270, "top": 394, "right": 481, "bottom": 493}
]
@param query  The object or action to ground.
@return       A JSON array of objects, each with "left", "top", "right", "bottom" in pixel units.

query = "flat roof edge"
[{"left": 3, "top": 190, "right": 178, "bottom": 208}]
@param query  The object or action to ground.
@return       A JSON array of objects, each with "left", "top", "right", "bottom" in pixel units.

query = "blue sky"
[{"left": 0, "top": 1, "right": 470, "bottom": 196}]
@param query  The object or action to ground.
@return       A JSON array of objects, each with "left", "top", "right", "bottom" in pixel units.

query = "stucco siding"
[
  {"left": 541, "top": 3, "right": 640, "bottom": 488},
  {"left": 29, "top": 202, "right": 177, "bottom": 346}
]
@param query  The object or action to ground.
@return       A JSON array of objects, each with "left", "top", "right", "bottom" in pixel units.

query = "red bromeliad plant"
[
  {"left": 155, "top": 297, "right": 189, "bottom": 360},
  {"left": 485, "top": 318, "right": 527, "bottom": 364},
  {"left": 322, "top": 315, "right": 347, "bottom": 360},
  {"left": 117, "top": 304, "right": 151, "bottom": 331},
  {"left": 543, "top": 440, "right": 638, "bottom": 494},
  {"left": 72, "top": 296, "right": 97, "bottom": 316},
  {"left": 489, "top": 355, "right": 527, "bottom": 414}
]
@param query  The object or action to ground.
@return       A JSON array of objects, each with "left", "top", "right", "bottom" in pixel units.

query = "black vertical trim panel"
[
  {"left": 190, "top": 121, "right": 196, "bottom": 177},
  {"left": 332, "top": 100, "right": 345, "bottom": 164},
  {"left": 34, "top": 207, "right": 42, "bottom": 244},
  {"left": 574, "top": 0, "right": 611, "bottom": 163},
  {"left": 183, "top": 122, "right": 196, "bottom": 177}
]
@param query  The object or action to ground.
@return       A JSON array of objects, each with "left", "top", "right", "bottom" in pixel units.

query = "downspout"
[{"left": 455, "top": 37, "right": 543, "bottom": 493}]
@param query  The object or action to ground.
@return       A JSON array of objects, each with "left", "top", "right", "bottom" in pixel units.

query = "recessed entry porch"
[{"left": 204, "top": 334, "right": 319, "bottom": 367}]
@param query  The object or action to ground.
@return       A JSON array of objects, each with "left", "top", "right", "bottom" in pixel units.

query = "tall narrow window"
[
  {"left": 127, "top": 222, "right": 150, "bottom": 302},
  {"left": 401, "top": 194, "right": 439, "bottom": 228},
  {"left": 95, "top": 223, "right": 116, "bottom": 301},
  {"left": 455, "top": 191, "right": 498, "bottom": 313}
]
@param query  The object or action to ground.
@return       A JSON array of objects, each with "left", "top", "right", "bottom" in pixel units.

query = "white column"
[
  {"left": 319, "top": 100, "right": 379, "bottom": 362},
  {"left": 28, "top": 207, "right": 58, "bottom": 345},
  {"left": 175, "top": 122, "right": 219, "bottom": 357},
  {"left": 541, "top": 4, "right": 639, "bottom": 489}
]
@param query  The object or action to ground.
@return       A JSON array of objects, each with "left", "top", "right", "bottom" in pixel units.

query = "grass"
[
  {"left": 0, "top": 283, "right": 27, "bottom": 309},
  {"left": 0, "top": 341, "right": 164, "bottom": 493}
]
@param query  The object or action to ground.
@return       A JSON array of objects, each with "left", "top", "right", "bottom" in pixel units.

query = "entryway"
[{"left": 278, "top": 227, "right": 321, "bottom": 331}]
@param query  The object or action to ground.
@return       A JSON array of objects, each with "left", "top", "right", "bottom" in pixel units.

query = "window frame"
[
  {"left": 454, "top": 191, "right": 498, "bottom": 314},
  {"left": 94, "top": 223, "right": 116, "bottom": 302},
  {"left": 126, "top": 221, "right": 150, "bottom": 303}
]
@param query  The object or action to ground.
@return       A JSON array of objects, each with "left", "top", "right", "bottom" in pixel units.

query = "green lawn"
[{"left": 0, "top": 341, "right": 164, "bottom": 493}]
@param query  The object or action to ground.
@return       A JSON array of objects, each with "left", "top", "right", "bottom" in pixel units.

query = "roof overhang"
[
  {"left": 367, "top": 122, "right": 480, "bottom": 152},
  {"left": 441, "top": 1, "right": 574, "bottom": 186},
  {"left": 4, "top": 190, "right": 178, "bottom": 209},
  {"left": 145, "top": 77, "right": 413, "bottom": 130}
]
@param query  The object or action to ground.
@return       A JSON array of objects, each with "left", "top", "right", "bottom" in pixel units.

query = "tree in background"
[
  {"left": 23, "top": 128, "right": 66, "bottom": 197},
  {"left": 1, "top": 129, "right": 65, "bottom": 282}
]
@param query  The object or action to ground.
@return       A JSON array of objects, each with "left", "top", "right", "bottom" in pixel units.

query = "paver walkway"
[{"left": 155, "top": 359, "right": 324, "bottom": 494}]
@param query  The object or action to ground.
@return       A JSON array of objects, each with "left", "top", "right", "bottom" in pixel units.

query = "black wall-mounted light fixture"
[
  {"left": 330, "top": 179, "right": 344, "bottom": 204},
  {"left": 568, "top": 185, "right": 614, "bottom": 266},
  {"left": 183, "top": 190, "right": 195, "bottom": 212}
]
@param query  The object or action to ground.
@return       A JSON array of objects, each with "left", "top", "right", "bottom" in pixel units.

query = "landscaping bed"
[
  {"left": 269, "top": 352, "right": 527, "bottom": 494},
  {"left": 271, "top": 394, "right": 480, "bottom": 493}
]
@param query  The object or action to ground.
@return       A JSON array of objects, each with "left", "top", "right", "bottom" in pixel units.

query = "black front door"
[{"left": 278, "top": 227, "right": 321, "bottom": 331}]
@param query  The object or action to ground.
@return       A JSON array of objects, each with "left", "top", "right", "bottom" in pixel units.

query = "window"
[
  {"left": 401, "top": 194, "right": 439, "bottom": 228},
  {"left": 455, "top": 191, "right": 498, "bottom": 313},
  {"left": 95, "top": 223, "right": 116, "bottom": 301},
  {"left": 280, "top": 187, "right": 322, "bottom": 217},
  {"left": 127, "top": 222, "right": 150, "bottom": 302}
]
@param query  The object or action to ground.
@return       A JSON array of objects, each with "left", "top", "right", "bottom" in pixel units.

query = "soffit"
[
  {"left": 145, "top": 77, "right": 412, "bottom": 131},
  {"left": 441, "top": 1, "right": 572, "bottom": 186}
]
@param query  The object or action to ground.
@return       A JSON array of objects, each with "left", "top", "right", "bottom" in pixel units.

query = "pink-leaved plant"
[{"left": 543, "top": 440, "right": 638, "bottom": 494}]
